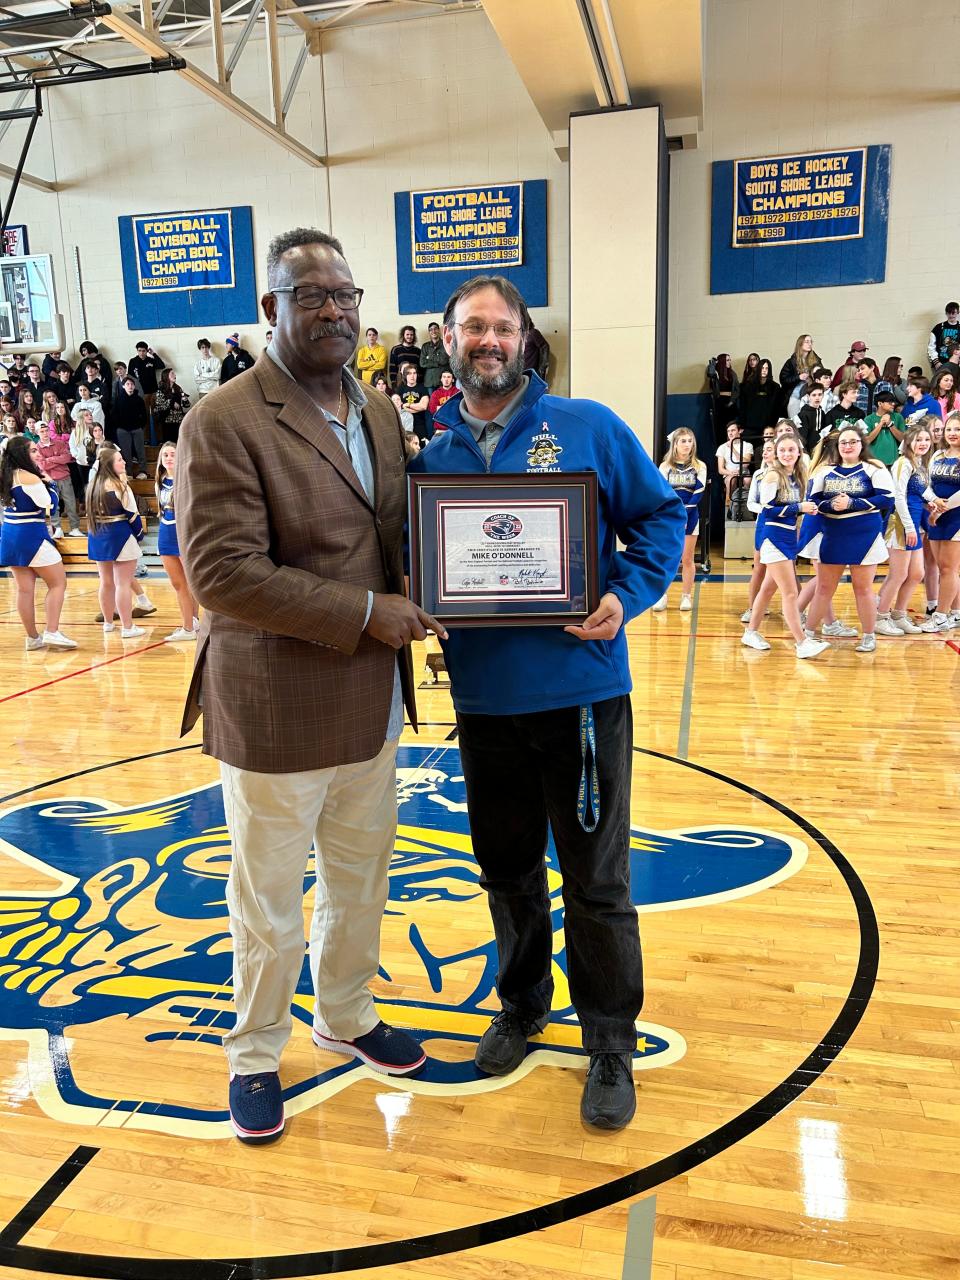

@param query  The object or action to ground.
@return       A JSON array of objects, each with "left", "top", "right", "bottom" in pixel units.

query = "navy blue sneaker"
[
  {"left": 312, "top": 1020, "right": 426, "bottom": 1076},
  {"left": 228, "top": 1072, "right": 284, "bottom": 1143}
]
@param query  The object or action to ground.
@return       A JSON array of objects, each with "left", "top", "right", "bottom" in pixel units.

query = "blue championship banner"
[
  {"left": 133, "top": 208, "right": 235, "bottom": 292},
  {"left": 410, "top": 183, "right": 523, "bottom": 272},
  {"left": 733, "top": 149, "right": 866, "bottom": 248}
]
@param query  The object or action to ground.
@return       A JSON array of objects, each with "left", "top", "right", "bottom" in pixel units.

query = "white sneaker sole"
[
  {"left": 229, "top": 1112, "right": 285, "bottom": 1142},
  {"left": 311, "top": 1028, "right": 426, "bottom": 1076}
]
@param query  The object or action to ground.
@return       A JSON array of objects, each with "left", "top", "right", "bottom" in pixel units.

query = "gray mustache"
[{"left": 309, "top": 322, "right": 352, "bottom": 340}]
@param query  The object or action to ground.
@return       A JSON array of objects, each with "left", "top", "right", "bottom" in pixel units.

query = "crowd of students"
[
  {"left": 707, "top": 309, "right": 960, "bottom": 449},
  {"left": 0, "top": 339, "right": 195, "bottom": 483}
]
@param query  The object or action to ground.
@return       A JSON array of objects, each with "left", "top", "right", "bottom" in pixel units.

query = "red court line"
[
  {"left": 945, "top": 639, "right": 960, "bottom": 655},
  {"left": 0, "top": 621, "right": 172, "bottom": 627},
  {"left": 0, "top": 641, "right": 169, "bottom": 705}
]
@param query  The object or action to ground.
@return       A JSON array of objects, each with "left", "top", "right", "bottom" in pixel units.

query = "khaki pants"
[{"left": 219, "top": 739, "right": 397, "bottom": 1075}]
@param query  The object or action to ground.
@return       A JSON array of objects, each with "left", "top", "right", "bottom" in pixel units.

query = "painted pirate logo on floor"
[{"left": 0, "top": 745, "right": 806, "bottom": 1136}]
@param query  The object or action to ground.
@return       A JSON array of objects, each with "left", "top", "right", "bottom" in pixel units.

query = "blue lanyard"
[{"left": 577, "top": 705, "right": 600, "bottom": 833}]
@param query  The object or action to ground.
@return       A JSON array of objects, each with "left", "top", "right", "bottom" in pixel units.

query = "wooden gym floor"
[{"left": 0, "top": 562, "right": 958, "bottom": 1280}]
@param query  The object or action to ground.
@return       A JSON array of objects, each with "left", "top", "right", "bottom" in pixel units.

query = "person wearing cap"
[
  {"left": 928, "top": 302, "right": 960, "bottom": 372},
  {"left": 862, "top": 390, "right": 905, "bottom": 466},
  {"left": 194, "top": 338, "right": 222, "bottom": 398},
  {"left": 219, "top": 334, "right": 256, "bottom": 383},
  {"left": 831, "top": 340, "right": 869, "bottom": 389}
]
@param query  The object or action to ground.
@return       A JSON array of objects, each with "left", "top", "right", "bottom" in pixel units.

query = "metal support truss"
[
  {"left": 98, "top": 3, "right": 323, "bottom": 165},
  {"left": 0, "top": 0, "right": 326, "bottom": 167},
  {"left": 0, "top": 5, "right": 187, "bottom": 200}
]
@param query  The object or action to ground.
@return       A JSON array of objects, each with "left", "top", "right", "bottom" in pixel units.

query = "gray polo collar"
[{"left": 459, "top": 375, "right": 529, "bottom": 442}]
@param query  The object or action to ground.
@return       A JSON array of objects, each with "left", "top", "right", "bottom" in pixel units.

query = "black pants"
[{"left": 456, "top": 694, "right": 642, "bottom": 1053}]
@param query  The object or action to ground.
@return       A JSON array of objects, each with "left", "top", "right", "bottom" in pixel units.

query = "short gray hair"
[{"left": 267, "top": 227, "right": 345, "bottom": 288}]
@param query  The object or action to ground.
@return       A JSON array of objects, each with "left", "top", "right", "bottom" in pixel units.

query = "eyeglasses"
[
  {"left": 454, "top": 320, "right": 522, "bottom": 340},
  {"left": 271, "top": 285, "right": 364, "bottom": 310}
]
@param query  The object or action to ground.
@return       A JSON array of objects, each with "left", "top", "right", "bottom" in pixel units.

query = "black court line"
[
  {"left": 0, "top": 1147, "right": 98, "bottom": 1248},
  {"left": 0, "top": 740, "right": 880, "bottom": 1279}
]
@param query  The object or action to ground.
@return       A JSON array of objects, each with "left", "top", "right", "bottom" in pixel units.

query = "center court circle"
[{"left": 0, "top": 737, "right": 878, "bottom": 1278}]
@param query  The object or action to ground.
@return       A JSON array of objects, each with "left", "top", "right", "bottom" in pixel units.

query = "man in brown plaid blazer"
[{"left": 176, "top": 227, "right": 446, "bottom": 1145}]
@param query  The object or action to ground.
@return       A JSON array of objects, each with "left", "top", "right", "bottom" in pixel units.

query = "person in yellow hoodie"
[{"left": 355, "top": 326, "right": 387, "bottom": 384}]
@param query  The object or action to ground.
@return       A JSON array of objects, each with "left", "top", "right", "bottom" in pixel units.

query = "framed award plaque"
[{"left": 407, "top": 472, "right": 600, "bottom": 627}]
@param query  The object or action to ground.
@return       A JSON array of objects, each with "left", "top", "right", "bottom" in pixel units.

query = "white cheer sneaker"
[
  {"left": 741, "top": 630, "right": 771, "bottom": 651},
  {"left": 796, "top": 637, "right": 830, "bottom": 659}
]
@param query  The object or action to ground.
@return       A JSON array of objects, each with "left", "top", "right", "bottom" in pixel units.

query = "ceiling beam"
[
  {"left": 263, "top": 0, "right": 282, "bottom": 126},
  {"left": 97, "top": 6, "right": 324, "bottom": 166},
  {"left": 0, "top": 157, "right": 57, "bottom": 189}
]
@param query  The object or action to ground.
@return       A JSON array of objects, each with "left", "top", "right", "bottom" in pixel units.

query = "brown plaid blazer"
[{"left": 175, "top": 354, "right": 417, "bottom": 773}]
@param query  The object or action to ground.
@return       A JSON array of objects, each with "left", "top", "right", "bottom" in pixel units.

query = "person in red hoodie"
[
  {"left": 427, "top": 369, "right": 458, "bottom": 431},
  {"left": 831, "top": 339, "right": 869, "bottom": 388},
  {"left": 36, "top": 420, "right": 82, "bottom": 536}
]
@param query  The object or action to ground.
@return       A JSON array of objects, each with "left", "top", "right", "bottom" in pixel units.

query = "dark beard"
[{"left": 448, "top": 334, "right": 525, "bottom": 398}]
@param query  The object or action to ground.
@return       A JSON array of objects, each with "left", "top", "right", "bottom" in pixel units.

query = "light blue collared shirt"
[{"left": 266, "top": 343, "right": 404, "bottom": 741}]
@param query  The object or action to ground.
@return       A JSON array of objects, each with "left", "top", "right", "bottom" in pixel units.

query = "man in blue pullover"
[{"left": 409, "top": 276, "right": 685, "bottom": 1129}]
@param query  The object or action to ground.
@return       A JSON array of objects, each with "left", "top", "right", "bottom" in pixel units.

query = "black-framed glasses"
[{"left": 271, "top": 285, "right": 364, "bottom": 310}]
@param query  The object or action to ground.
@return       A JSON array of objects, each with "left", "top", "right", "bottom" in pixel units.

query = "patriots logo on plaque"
[{"left": 482, "top": 513, "right": 524, "bottom": 540}]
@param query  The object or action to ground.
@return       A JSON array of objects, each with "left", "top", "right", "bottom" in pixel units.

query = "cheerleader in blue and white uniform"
[
  {"left": 654, "top": 427, "right": 706, "bottom": 612},
  {"left": 0, "top": 435, "right": 77, "bottom": 650},
  {"left": 740, "top": 436, "right": 775, "bottom": 623},
  {"left": 741, "top": 434, "right": 829, "bottom": 658},
  {"left": 876, "top": 422, "right": 935, "bottom": 635},
  {"left": 155, "top": 441, "right": 198, "bottom": 643},
  {"left": 86, "top": 443, "right": 147, "bottom": 640},
  {"left": 804, "top": 427, "right": 896, "bottom": 653},
  {"left": 795, "top": 433, "right": 858, "bottom": 638},
  {"left": 921, "top": 411, "right": 960, "bottom": 632}
]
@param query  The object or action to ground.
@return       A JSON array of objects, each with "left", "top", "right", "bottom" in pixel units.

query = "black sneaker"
[
  {"left": 228, "top": 1071, "right": 284, "bottom": 1144},
  {"left": 475, "top": 1009, "right": 548, "bottom": 1076},
  {"left": 580, "top": 1052, "right": 636, "bottom": 1130}
]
